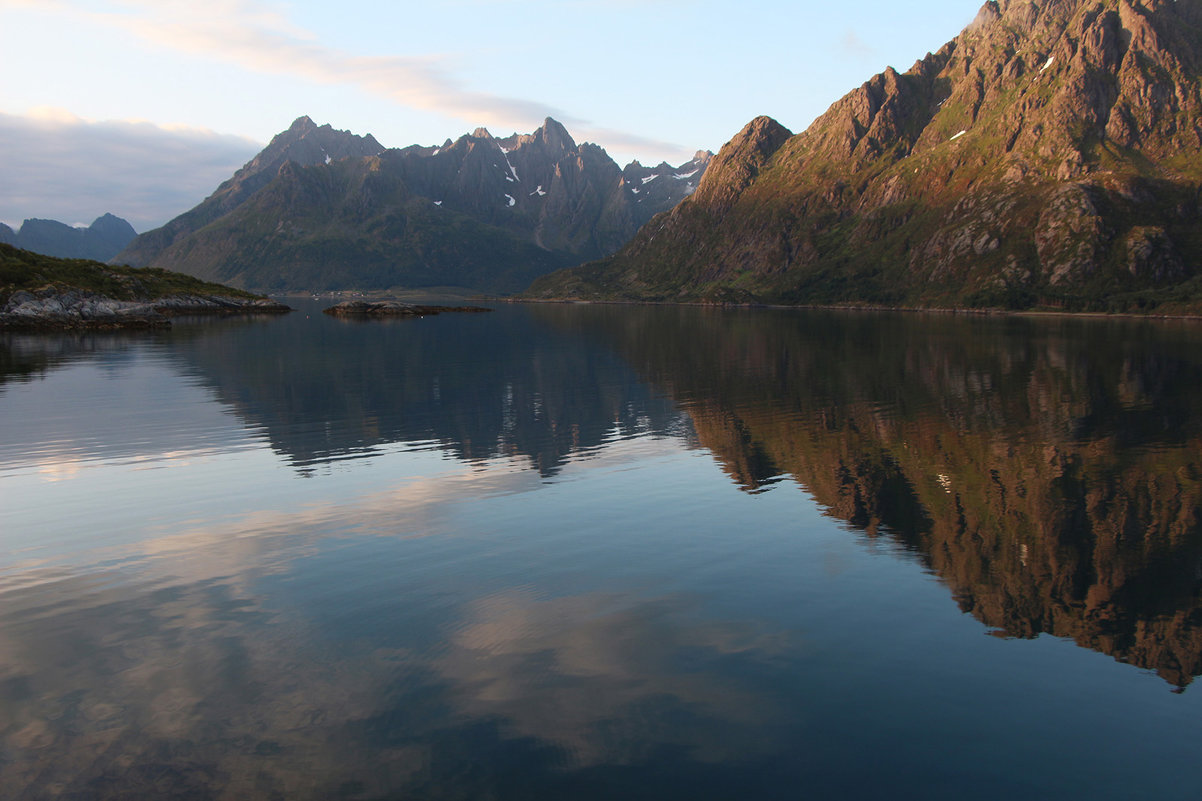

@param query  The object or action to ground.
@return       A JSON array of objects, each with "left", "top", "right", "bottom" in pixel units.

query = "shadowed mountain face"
[
  {"left": 532, "top": 0, "right": 1202, "bottom": 312},
  {"left": 115, "top": 117, "right": 711, "bottom": 294},
  {"left": 114, "top": 117, "right": 385, "bottom": 270},
  {"left": 527, "top": 305, "right": 1202, "bottom": 688},
  {"left": 1, "top": 214, "right": 136, "bottom": 262}
]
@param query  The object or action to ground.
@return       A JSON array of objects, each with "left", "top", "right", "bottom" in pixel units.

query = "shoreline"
[
  {"left": 0, "top": 289, "right": 292, "bottom": 332},
  {"left": 501, "top": 295, "right": 1202, "bottom": 323}
]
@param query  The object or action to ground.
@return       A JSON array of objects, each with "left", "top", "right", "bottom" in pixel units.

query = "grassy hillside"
[{"left": 0, "top": 243, "right": 267, "bottom": 305}]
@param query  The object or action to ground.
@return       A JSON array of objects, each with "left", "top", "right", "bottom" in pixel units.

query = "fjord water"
[{"left": 2, "top": 303, "right": 1201, "bottom": 799}]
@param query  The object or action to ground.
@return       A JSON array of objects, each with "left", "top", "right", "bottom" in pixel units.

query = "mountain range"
[
  {"left": 115, "top": 117, "right": 711, "bottom": 294},
  {"left": 531, "top": 0, "right": 1202, "bottom": 312},
  {"left": 0, "top": 214, "right": 136, "bottom": 263}
]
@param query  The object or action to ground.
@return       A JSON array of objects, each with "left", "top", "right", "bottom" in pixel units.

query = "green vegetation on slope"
[{"left": 0, "top": 243, "right": 266, "bottom": 305}]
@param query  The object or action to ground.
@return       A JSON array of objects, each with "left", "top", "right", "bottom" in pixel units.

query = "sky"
[{"left": 0, "top": 0, "right": 979, "bottom": 232}]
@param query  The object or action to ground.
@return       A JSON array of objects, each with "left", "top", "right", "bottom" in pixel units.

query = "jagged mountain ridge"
[
  {"left": 117, "top": 117, "right": 711, "bottom": 294},
  {"left": 0, "top": 214, "right": 136, "bottom": 262},
  {"left": 116, "top": 117, "right": 384, "bottom": 269},
  {"left": 531, "top": 0, "right": 1202, "bottom": 311}
]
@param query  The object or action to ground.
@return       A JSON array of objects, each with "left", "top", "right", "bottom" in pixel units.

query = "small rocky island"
[
  {"left": 323, "top": 300, "right": 492, "bottom": 318},
  {"left": 0, "top": 244, "right": 290, "bottom": 330}
]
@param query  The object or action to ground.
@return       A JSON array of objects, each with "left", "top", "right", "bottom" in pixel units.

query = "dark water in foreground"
[{"left": 2, "top": 302, "right": 1201, "bottom": 799}]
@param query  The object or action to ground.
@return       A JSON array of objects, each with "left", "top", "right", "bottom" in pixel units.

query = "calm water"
[{"left": 2, "top": 302, "right": 1201, "bottom": 799}]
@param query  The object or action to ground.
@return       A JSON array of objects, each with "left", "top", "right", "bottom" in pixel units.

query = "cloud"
[
  {"left": 53, "top": 0, "right": 687, "bottom": 160},
  {"left": 840, "top": 30, "right": 875, "bottom": 58},
  {"left": 0, "top": 110, "right": 261, "bottom": 232},
  {"left": 435, "top": 590, "right": 794, "bottom": 767}
]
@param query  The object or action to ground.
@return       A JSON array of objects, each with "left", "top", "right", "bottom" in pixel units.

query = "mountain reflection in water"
[
  {"left": 171, "top": 307, "right": 688, "bottom": 474},
  {"left": 2, "top": 303, "right": 1201, "bottom": 799},
  {"left": 534, "top": 305, "right": 1202, "bottom": 689}
]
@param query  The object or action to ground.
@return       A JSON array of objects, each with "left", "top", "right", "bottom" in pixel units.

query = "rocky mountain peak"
[
  {"left": 472, "top": 127, "right": 494, "bottom": 140},
  {"left": 968, "top": 0, "right": 1002, "bottom": 31},
  {"left": 88, "top": 213, "right": 137, "bottom": 242},
  {"left": 535, "top": 117, "right": 576, "bottom": 152},
  {"left": 786, "top": 0, "right": 1202, "bottom": 180},
  {"left": 114, "top": 117, "right": 384, "bottom": 268},
  {"left": 691, "top": 116, "right": 792, "bottom": 210},
  {"left": 287, "top": 115, "right": 318, "bottom": 134},
  {"left": 530, "top": 0, "right": 1202, "bottom": 312}
]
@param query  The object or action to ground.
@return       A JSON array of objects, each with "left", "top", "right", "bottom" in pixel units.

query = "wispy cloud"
[
  {"left": 46, "top": 0, "right": 686, "bottom": 158},
  {"left": 0, "top": 110, "right": 261, "bottom": 231},
  {"left": 840, "top": 30, "right": 875, "bottom": 58}
]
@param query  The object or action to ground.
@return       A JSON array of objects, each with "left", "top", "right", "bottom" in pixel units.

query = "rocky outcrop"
[
  {"left": 0, "top": 288, "right": 168, "bottom": 329},
  {"left": 118, "top": 117, "right": 711, "bottom": 295},
  {"left": 0, "top": 288, "right": 290, "bottom": 330},
  {"left": 531, "top": 0, "right": 1202, "bottom": 313},
  {"left": 0, "top": 288, "right": 289, "bottom": 330},
  {"left": 322, "top": 300, "right": 491, "bottom": 317}
]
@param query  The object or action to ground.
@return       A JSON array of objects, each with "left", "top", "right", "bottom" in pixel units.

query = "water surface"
[{"left": 2, "top": 303, "right": 1200, "bottom": 799}]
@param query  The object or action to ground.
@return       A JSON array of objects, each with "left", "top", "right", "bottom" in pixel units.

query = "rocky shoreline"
[
  {"left": 0, "top": 287, "right": 292, "bottom": 331},
  {"left": 322, "top": 300, "right": 492, "bottom": 318}
]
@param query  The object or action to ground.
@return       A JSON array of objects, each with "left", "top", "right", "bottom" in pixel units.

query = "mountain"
[
  {"left": 116, "top": 117, "right": 712, "bottom": 294},
  {"left": 530, "top": 0, "right": 1202, "bottom": 312},
  {"left": 0, "top": 214, "right": 136, "bottom": 262},
  {"left": 115, "top": 117, "right": 384, "bottom": 269}
]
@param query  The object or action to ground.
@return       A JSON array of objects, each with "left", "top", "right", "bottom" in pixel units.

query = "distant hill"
[
  {"left": 1, "top": 214, "right": 136, "bottom": 262},
  {"left": 115, "top": 116, "right": 712, "bottom": 294},
  {"left": 530, "top": 0, "right": 1202, "bottom": 313}
]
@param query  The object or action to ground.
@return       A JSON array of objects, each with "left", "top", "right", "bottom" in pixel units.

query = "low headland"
[{"left": 0, "top": 244, "right": 291, "bottom": 330}]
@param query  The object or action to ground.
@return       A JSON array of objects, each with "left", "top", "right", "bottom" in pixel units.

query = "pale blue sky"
[{"left": 0, "top": 0, "right": 980, "bottom": 230}]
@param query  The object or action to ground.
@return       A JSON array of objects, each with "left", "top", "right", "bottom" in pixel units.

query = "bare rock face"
[
  {"left": 531, "top": 0, "right": 1202, "bottom": 312},
  {"left": 1034, "top": 184, "right": 1110, "bottom": 286},
  {"left": 1124, "top": 225, "right": 1186, "bottom": 281}
]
